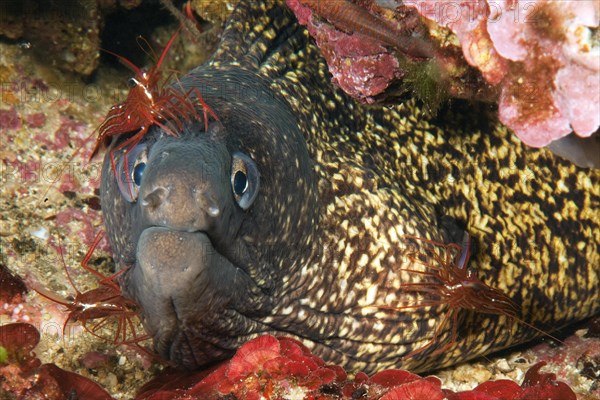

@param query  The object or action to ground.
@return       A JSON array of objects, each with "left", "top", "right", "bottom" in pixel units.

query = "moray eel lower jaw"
[{"left": 133, "top": 227, "right": 271, "bottom": 366}]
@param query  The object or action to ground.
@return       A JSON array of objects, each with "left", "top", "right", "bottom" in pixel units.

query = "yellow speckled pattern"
[{"left": 201, "top": 0, "right": 600, "bottom": 373}]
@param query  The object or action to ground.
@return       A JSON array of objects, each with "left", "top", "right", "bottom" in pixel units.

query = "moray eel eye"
[
  {"left": 231, "top": 151, "right": 259, "bottom": 210},
  {"left": 133, "top": 161, "right": 146, "bottom": 186},
  {"left": 115, "top": 142, "right": 148, "bottom": 202},
  {"left": 233, "top": 170, "right": 247, "bottom": 195}
]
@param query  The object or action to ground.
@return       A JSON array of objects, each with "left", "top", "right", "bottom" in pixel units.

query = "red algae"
[
  {"left": 0, "top": 264, "right": 34, "bottom": 325},
  {"left": 0, "top": 323, "right": 114, "bottom": 399},
  {"left": 519, "top": 362, "right": 576, "bottom": 400},
  {"left": 133, "top": 335, "right": 578, "bottom": 400},
  {"left": 524, "top": 323, "right": 600, "bottom": 398},
  {"left": 0, "top": 263, "right": 27, "bottom": 304}
]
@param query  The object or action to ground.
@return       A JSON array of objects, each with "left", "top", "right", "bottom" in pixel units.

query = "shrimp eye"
[
  {"left": 127, "top": 77, "right": 137, "bottom": 88},
  {"left": 231, "top": 152, "right": 259, "bottom": 210},
  {"left": 115, "top": 142, "right": 148, "bottom": 202}
]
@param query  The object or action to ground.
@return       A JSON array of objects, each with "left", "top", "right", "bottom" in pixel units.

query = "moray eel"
[{"left": 100, "top": 0, "right": 600, "bottom": 373}]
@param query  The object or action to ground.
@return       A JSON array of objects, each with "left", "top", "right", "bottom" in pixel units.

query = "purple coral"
[{"left": 405, "top": 0, "right": 599, "bottom": 147}]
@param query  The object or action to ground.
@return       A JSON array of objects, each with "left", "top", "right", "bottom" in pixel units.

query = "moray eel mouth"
[
  {"left": 135, "top": 228, "right": 231, "bottom": 325},
  {"left": 134, "top": 227, "right": 251, "bottom": 367}
]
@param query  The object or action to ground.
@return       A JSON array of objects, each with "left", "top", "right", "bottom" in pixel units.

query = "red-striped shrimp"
[
  {"left": 37, "top": 28, "right": 219, "bottom": 205},
  {"left": 366, "top": 233, "right": 559, "bottom": 359},
  {"left": 92, "top": 29, "right": 219, "bottom": 199},
  {"left": 31, "top": 232, "right": 148, "bottom": 347}
]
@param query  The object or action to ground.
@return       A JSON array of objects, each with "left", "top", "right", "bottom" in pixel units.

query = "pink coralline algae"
[
  {"left": 0, "top": 107, "right": 21, "bottom": 131},
  {"left": 290, "top": 0, "right": 599, "bottom": 147},
  {"left": 404, "top": 0, "right": 600, "bottom": 147},
  {"left": 134, "top": 335, "right": 577, "bottom": 400},
  {"left": 53, "top": 207, "right": 109, "bottom": 250},
  {"left": 25, "top": 112, "right": 46, "bottom": 129},
  {"left": 404, "top": 0, "right": 599, "bottom": 147}
]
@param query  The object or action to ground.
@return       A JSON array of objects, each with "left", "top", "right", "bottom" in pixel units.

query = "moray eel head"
[{"left": 101, "top": 84, "right": 319, "bottom": 368}]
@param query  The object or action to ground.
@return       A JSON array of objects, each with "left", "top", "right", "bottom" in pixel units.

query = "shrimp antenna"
[
  {"left": 160, "top": 0, "right": 204, "bottom": 38},
  {"left": 55, "top": 236, "right": 80, "bottom": 295},
  {"left": 155, "top": 26, "right": 181, "bottom": 71},
  {"left": 101, "top": 47, "right": 144, "bottom": 77},
  {"left": 136, "top": 35, "right": 159, "bottom": 65}
]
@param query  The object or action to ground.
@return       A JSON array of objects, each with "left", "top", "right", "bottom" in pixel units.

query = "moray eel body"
[{"left": 100, "top": 0, "right": 600, "bottom": 373}]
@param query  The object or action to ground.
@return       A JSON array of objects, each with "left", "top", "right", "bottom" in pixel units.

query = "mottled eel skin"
[{"left": 100, "top": 0, "right": 600, "bottom": 373}]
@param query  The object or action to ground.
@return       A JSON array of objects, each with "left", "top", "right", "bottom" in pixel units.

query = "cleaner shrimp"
[
  {"left": 92, "top": 29, "right": 218, "bottom": 199},
  {"left": 31, "top": 232, "right": 148, "bottom": 348},
  {"left": 365, "top": 233, "right": 561, "bottom": 359}
]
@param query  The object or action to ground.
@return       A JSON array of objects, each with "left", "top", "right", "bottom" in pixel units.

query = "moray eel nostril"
[
  {"left": 141, "top": 187, "right": 165, "bottom": 209},
  {"left": 99, "top": 0, "right": 600, "bottom": 374},
  {"left": 199, "top": 193, "right": 221, "bottom": 218}
]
